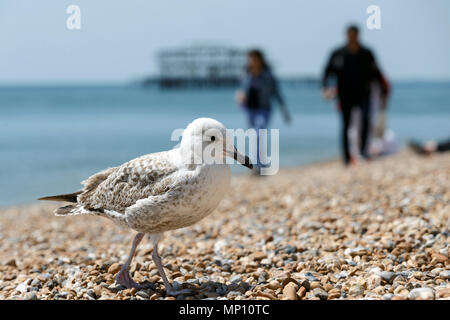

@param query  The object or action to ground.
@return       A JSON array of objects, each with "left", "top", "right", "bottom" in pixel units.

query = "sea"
[{"left": 0, "top": 82, "right": 449, "bottom": 206}]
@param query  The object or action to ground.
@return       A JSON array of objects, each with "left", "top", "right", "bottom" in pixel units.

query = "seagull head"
[{"left": 180, "top": 118, "right": 253, "bottom": 170}]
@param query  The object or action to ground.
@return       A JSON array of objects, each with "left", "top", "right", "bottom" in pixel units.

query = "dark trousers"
[
  {"left": 340, "top": 97, "right": 371, "bottom": 164},
  {"left": 245, "top": 108, "right": 271, "bottom": 167},
  {"left": 437, "top": 139, "right": 450, "bottom": 152}
]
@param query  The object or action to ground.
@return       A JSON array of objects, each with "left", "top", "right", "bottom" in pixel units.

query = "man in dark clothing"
[{"left": 322, "top": 25, "right": 387, "bottom": 165}]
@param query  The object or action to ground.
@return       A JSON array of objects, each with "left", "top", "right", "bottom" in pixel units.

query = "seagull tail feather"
[
  {"left": 53, "top": 204, "right": 99, "bottom": 216},
  {"left": 38, "top": 191, "right": 81, "bottom": 203}
]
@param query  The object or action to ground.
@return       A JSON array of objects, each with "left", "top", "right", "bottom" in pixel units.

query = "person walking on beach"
[
  {"left": 322, "top": 25, "right": 387, "bottom": 166},
  {"left": 236, "top": 49, "right": 291, "bottom": 174}
]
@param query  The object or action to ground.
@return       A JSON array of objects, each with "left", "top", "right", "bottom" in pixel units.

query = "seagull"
[{"left": 38, "top": 118, "right": 252, "bottom": 295}]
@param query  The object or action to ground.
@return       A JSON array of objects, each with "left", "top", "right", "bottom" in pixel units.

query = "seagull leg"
[
  {"left": 115, "top": 232, "right": 145, "bottom": 289},
  {"left": 152, "top": 242, "right": 194, "bottom": 296}
]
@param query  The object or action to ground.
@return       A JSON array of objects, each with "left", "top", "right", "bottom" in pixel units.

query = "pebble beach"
[{"left": 0, "top": 151, "right": 448, "bottom": 300}]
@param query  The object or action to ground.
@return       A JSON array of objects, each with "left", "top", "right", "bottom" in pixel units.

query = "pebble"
[
  {"left": 378, "top": 271, "right": 396, "bottom": 284},
  {"left": 266, "top": 280, "right": 281, "bottom": 290},
  {"left": 310, "top": 282, "right": 321, "bottom": 290},
  {"left": 136, "top": 290, "right": 150, "bottom": 299},
  {"left": 367, "top": 275, "right": 381, "bottom": 289},
  {"left": 4, "top": 258, "right": 17, "bottom": 267},
  {"left": 108, "top": 263, "right": 121, "bottom": 274},
  {"left": 304, "top": 272, "right": 319, "bottom": 282},
  {"left": 282, "top": 282, "right": 298, "bottom": 300},
  {"left": 432, "top": 253, "right": 448, "bottom": 263},
  {"left": 297, "top": 286, "right": 306, "bottom": 299},
  {"left": 257, "top": 272, "right": 268, "bottom": 284},
  {"left": 344, "top": 246, "right": 369, "bottom": 257},
  {"left": 31, "top": 278, "right": 41, "bottom": 287},
  {"left": 93, "top": 286, "right": 102, "bottom": 297},
  {"left": 312, "top": 288, "right": 328, "bottom": 300},
  {"left": 408, "top": 287, "right": 435, "bottom": 300},
  {"left": 335, "top": 271, "right": 348, "bottom": 279},
  {"left": 283, "top": 246, "right": 297, "bottom": 254},
  {"left": 24, "top": 292, "right": 38, "bottom": 300},
  {"left": 252, "top": 252, "right": 267, "bottom": 261},
  {"left": 16, "top": 282, "right": 28, "bottom": 294},
  {"left": 328, "top": 292, "right": 340, "bottom": 299},
  {"left": 382, "top": 293, "right": 393, "bottom": 300},
  {"left": 349, "top": 285, "right": 365, "bottom": 297},
  {"left": 300, "top": 280, "right": 311, "bottom": 291},
  {"left": 86, "top": 289, "right": 96, "bottom": 299},
  {"left": 226, "top": 291, "right": 242, "bottom": 299},
  {"left": 436, "top": 287, "right": 450, "bottom": 299}
]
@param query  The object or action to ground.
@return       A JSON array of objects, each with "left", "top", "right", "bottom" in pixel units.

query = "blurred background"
[{"left": 1, "top": 0, "right": 449, "bottom": 206}]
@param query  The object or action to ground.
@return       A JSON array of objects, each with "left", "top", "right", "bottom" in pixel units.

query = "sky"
[{"left": 1, "top": 0, "right": 450, "bottom": 84}]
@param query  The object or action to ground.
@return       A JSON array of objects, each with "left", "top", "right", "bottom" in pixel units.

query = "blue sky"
[{"left": 1, "top": 0, "right": 449, "bottom": 84}]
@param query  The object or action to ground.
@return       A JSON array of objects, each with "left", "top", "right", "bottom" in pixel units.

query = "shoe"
[{"left": 251, "top": 166, "right": 262, "bottom": 176}]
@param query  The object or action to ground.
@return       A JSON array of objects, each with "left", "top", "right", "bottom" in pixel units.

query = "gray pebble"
[
  {"left": 283, "top": 245, "right": 297, "bottom": 254},
  {"left": 54, "top": 292, "right": 68, "bottom": 299},
  {"left": 378, "top": 271, "right": 396, "bottom": 283},
  {"left": 313, "top": 288, "right": 328, "bottom": 300},
  {"left": 226, "top": 291, "right": 242, "bottom": 299},
  {"left": 335, "top": 271, "right": 348, "bottom": 279},
  {"left": 136, "top": 290, "right": 150, "bottom": 299},
  {"left": 257, "top": 272, "right": 267, "bottom": 284},
  {"left": 349, "top": 285, "right": 365, "bottom": 296},
  {"left": 408, "top": 287, "right": 435, "bottom": 300},
  {"left": 24, "top": 292, "right": 38, "bottom": 300},
  {"left": 382, "top": 293, "right": 393, "bottom": 300},
  {"left": 393, "top": 275, "right": 406, "bottom": 283},
  {"left": 305, "top": 272, "right": 319, "bottom": 282},
  {"left": 439, "top": 270, "right": 449, "bottom": 280},
  {"left": 86, "top": 289, "right": 96, "bottom": 299},
  {"left": 186, "top": 278, "right": 200, "bottom": 285},
  {"left": 31, "top": 278, "right": 41, "bottom": 287}
]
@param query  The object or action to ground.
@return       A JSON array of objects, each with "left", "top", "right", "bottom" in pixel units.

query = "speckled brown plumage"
[{"left": 79, "top": 152, "right": 178, "bottom": 213}]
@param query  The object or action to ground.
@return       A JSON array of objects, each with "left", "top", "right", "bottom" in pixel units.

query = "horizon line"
[{"left": 1, "top": 77, "right": 450, "bottom": 88}]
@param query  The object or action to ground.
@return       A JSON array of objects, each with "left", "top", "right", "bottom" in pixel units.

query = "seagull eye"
[{"left": 210, "top": 136, "right": 216, "bottom": 142}]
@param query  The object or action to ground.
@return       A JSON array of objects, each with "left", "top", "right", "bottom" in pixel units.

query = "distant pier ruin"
[
  {"left": 155, "top": 45, "right": 247, "bottom": 88},
  {"left": 139, "top": 44, "right": 319, "bottom": 89}
]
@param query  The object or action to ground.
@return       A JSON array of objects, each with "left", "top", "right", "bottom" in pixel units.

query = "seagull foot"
[
  {"left": 165, "top": 286, "right": 196, "bottom": 296},
  {"left": 115, "top": 269, "right": 146, "bottom": 289}
]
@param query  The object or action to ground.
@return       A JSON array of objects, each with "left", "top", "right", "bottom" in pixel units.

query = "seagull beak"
[{"left": 225, "top": 145, "right": 253, "bottom": 170}]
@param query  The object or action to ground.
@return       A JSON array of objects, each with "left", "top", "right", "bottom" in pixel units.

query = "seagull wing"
[{"left": 79, "top": 151, "right": 179, "bottom": 213}]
